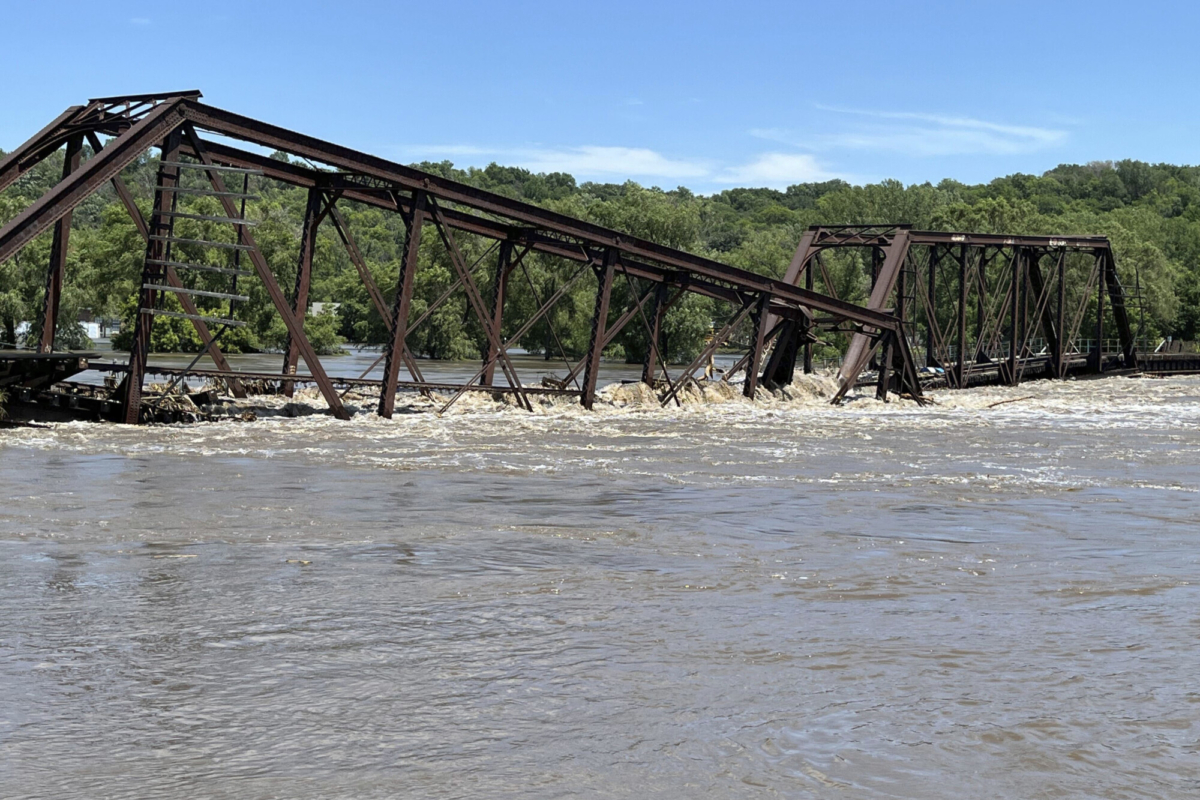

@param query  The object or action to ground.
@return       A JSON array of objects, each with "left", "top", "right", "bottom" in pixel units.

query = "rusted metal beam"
[
  {"left": 803, "top": 263, "right": 815, "bottom": 374},
  {"left": 642, "top": 283, "right": 668, "bottom": 385},
  {"left": 926, "top": 245, "right": 939, "bottom": 368},
  {"left": 379, "top": 191, "right": 426, "bottom": 418},
  {"left": 37, "top": 135, "right": 83, "bottom": 353},
  {"left": 481, "top": 240, "right": 512, "bottom": 387},
  {"left": 0, "top": 100, "right": 187, "bottom": 267},
  {"left": 1092, "top": 252, "right": 1105, "bottom": 373},
  {"left": 809, "top": 225, "right": 1112, "bottom": 251},
  {"left": 743, "top": 293, "right": 770, "bottom": 399},
  {"left": 1009, "top": 247, "right": 1024, "bottom": 385},
  {"left": 282, "top": 187, "right": 322, "bottom": 397},
  {"left": 1103, "top": 249, "right": 1137, "bottom": 369},
  {"left": 955, "top": 244, "right": 967, "bottom": 389},
  {"left": 0, "top": 105, "right": 86, "bottom": 193},
  {"left": 762, "top": 230, "right": 816, "bottom": 387},
  {"left": 580, "top": 249, "right": 617, "bottom": 409},
  {"left": 876, "top": 332, "right": 895, "bottom": 402},
  {"left": 837, "top": 231, "right": 912, "bottom": 397},
  {"left": 1056, "top": 251, "right": 1067, "bottom": 378},
  {"left": 327, "top": 202, "right": 389, "bottom": 326}
]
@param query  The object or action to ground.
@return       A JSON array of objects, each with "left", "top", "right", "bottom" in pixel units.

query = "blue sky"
[{"left": 2, "top": 1, "right": 1196, "bottom": 193}]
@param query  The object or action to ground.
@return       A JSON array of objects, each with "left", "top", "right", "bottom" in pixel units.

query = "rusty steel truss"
[
  {"left": 1, "top": 92, "right": 1135, "bottom": 424},
  {"left": 762, "top": 225, "right": 1139, "bottom": 401},
  {"left": 0, "top": 90, "right": 933, "bottom": 422}
]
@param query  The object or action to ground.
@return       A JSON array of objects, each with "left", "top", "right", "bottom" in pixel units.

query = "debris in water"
[{"left": 988, "top": 396, "right": 1036, "bottom": 409}]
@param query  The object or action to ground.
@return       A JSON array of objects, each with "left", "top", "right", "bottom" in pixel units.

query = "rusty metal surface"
[{"left": 784, "top": 225, "right": 1141, "bottom": 400}]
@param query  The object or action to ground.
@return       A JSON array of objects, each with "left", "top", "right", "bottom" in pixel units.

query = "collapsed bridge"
[{"left": 0, "top": 91, "right": 1149, "bottom": 423}]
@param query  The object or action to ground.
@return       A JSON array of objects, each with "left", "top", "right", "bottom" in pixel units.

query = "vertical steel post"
[
  {"left": 1093, "top": 252, "right": 1105, "bottom": 373},
  {"left": 869, "top": 247, "right": 881, "bottom": 372},
  {"left": 37, "top": 135, "right": 84, "bottom": 352},
  {"left": 976, "top": 250, "right": 988, "bottom": 360},
  {"left": 282, "top": 187, "right": 323, "bottom": 397},
  {"left": 642, "top": 281, "right": 668, "bottom": 385},
  {"left": 1021, "top": 252, "right": 1031, "bottom": 372},
  {"left": 1101, "top": 247, "right": 1137, "bottom": 369},
  {"left": 580, "top": 248, "right": 617, "bottom": 409},
  {"left": 1056, "top": 249, "right": 1067, "bottom": 377},
  {"left": 378, "top": 191, "right": 426, "bottom": 418},
  {"left": 803, "top": 262, "right": 814, "bottom": 374},
  {"left": 926, "top": 246, "right": 938, "bottom": 367},
  {"left": 743, "top": 292, "right": 770, "bottom": 399},
  {"left": 1028, "top": 250, "right": 1061, "bottom": 380},
  {"left": 956, "top": 244, "right": 968, "bottom": 388},
  {"left": 1008, "top": 247, "right": 1023, "bottom": 386},
  {"left": 876, "top": 332, "right": 894, "bottom": 402},
  {"left": 481, "top": 239, "right": 513, "bottom": 386},
  {"left": 122, "top": 130, "right": 183, "bottom": 424}
]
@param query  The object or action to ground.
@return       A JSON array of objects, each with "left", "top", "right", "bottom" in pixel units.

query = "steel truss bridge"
[
  {"left": 0, "top": 91, "right": 1148, "bottom": 423},
  {"left": 769, "top": 225, "right": 1142, "bottom": 402}
]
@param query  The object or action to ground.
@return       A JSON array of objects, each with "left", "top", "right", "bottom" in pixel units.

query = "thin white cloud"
[
  {"left": 514, "top": 146, "right": 708, "bottom": 179},
  {"left": 755, "top": 107, "right": 1068, "bottom": 157},
  {"left": 395, "top": 145, "right": 844, "bottom": 189},
  {"left": 818, "top": 106, "right": 1065, "bottom": 142},
  {"left": 719, "top": 153, "right": 840, "bottom": 188},
  {"left": 398, "top": 144, "right": 709, "bottom": 180},
  {"left": 130, "top": 17, "right": 151, "bottom": 25}
]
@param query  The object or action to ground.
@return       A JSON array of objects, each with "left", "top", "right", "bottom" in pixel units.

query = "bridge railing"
[{"left": 905, "top": 336, "right": 1166, "bottom": 366}]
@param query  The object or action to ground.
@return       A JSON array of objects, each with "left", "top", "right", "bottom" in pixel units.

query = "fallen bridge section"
[{"left": 0, "top": 91, "right": 924, "bottom": 423}]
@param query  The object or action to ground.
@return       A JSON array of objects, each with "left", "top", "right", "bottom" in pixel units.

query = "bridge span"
[{"left": 0, "top": 92, "right": 1170, "bottom": 424}]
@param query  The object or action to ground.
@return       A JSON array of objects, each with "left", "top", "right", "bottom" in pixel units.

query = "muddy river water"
[{"left": 2, "top": 373, "right": 1198, "bottom": 798}]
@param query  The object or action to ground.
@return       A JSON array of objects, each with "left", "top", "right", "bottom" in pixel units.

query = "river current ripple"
[{"left": 2, "top": 376, "right": 1199, "bottom": 798}]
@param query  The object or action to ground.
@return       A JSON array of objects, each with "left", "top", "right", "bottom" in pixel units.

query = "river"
[{"left": 2, "top": 371, "right": 1198, "bottom": 798}]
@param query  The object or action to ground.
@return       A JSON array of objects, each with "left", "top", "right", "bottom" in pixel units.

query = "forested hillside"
[{"left": 2, "top": 146, "right": 1197, "bottom": 363}]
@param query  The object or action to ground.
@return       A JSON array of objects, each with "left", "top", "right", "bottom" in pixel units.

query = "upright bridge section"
[
  {"left": 0, "top": 91, "right": 925, "bottom": 422},
  {"left": 764, "top": 226, "right": 1140, "bottom": 400}
]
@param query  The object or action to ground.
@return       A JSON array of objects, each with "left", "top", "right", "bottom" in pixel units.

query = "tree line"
[{"left": 1, "top": 148, "right": 1197, "bottom": 365}]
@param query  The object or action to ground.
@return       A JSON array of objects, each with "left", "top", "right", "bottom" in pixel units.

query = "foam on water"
[{"left": 3, "top": 374, "right": 1200, "bottom": 798}]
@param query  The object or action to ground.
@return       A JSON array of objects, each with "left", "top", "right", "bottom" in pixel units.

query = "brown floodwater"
[{"left": 2, "top": 374, "right": 1198, "bottom": 798}]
